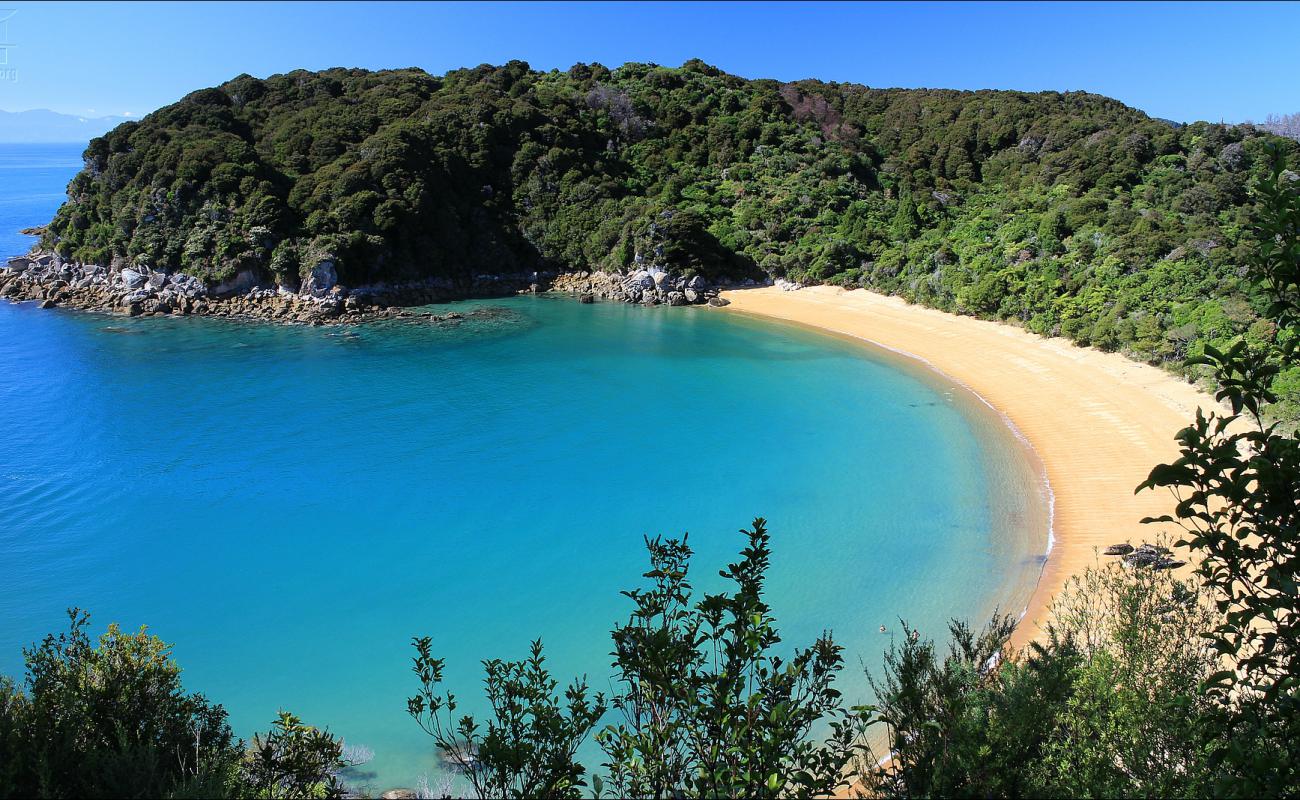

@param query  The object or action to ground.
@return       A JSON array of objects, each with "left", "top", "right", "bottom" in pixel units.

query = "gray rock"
[
  {"left": 168, "top": 273, "right": 207, "bottom": 297},
  {"left": 121, "top": 268, "right": 146, "bottom": 289},
  {"left": 667, "top": 291, "right": 688, "bottom": 307},
  {"left": 707, "top": 297, "right": 731, "bottom": 307},
  {"left": 212, "top": 269, "right": 259, "bottom": 297},
  {"left": 684, "top": 288, "right": 700, "bottom": 303},
  {"left": 302, "top": 259, "right": 337, "bottom": 298}
]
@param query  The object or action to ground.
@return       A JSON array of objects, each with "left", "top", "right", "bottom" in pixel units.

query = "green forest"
[{"left": 40, "top": 60, "right": 1300, "bottom": 409}]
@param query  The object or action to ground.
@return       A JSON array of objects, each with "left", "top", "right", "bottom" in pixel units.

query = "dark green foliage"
[
  {"left": 0, "top": 611, "right": 351, "bottom": 800},
  {"left": 865, "top": 562, "right": 1223, "bottom": 798},
  {"left": 408, "top": 519, "right": 866, "bottom": 799},
  {"left": 240, "top": 711, "right": 348, "bottom": 800},
  {"left": 39, "top": 62, "right": 1300, "bottom": 402},
  {"left": 407, "top": 638, "right": 606, "bottom": 799},
  {"left": 1139, "top": 144, "right": 1300, "bottom": 796},
  {"left": 0, "top": 608, "right": 239, "bottom": 799},
  {"left": 596, "top": 518, "right": 865, "bottom": 798}
]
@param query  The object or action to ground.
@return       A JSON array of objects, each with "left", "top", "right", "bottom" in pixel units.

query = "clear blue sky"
[{"left": 0, "top": 1, "right": 1296, "bottom": 123}]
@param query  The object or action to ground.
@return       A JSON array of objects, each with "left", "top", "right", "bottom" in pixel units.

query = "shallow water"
[{"left": 0, "top": 144, "right": 1048, "bottom": 791}]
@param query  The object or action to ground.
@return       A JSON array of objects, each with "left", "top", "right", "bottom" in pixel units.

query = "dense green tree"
[
  {"left": 0, "top": 609, "right": 239, "bottom": 799},
  {"left": 863, "top": 559, "right": 1223, "bottom": 798},
  {"left": 239, "top": 711, "right": 349, "bottom": 800},
  {"left": 0, "top": 611, "right": 351, "bottom": 800}
]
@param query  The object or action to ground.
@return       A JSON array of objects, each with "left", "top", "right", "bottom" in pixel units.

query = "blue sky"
[{"left": 0, "top": 1, "right": 1295, "bottom": 123}]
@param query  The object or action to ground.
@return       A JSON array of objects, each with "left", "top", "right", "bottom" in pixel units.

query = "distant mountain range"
[{"left": 0, "top": 109, "right": 132, "bottom": 143}]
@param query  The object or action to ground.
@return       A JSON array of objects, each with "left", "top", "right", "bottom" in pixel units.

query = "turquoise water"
[{"left": 0, "top": 144, "right": 1048, "bottom": 792}]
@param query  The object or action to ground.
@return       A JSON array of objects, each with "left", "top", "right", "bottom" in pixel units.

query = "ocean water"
[{"left": 0, "top": 143, "right": 1048, "bottom": 791}]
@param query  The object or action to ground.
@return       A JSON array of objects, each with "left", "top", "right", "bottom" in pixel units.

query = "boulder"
[
  {"left": 121, "top": 268, "right": 147, "bottom": 289},
  {"left": 684, "top": 288, "right": 700, "bottom": 303},
  {"left": 212, "top": 269, "right": 259, "bottom": 297},
  {"left": 168, "top": 273, "right": 206, "bottom": 297},
  {"left": 667, "top": 291, "right": 688, "bottom": 307},
  {"left": 578, "top": 293, "right": 595, "bottom": 304},
  {"left": 38, "top": 299, "right": 56, "bottom": 309},
  {"left": 300, "top": 261, "right": 338, "bottom": 299},
  {"left": 708, "top": 296, "right": 731, "bottom": 307},
  {"left": 1103, "top": 543, "right": 1134, "bottom": 556}
]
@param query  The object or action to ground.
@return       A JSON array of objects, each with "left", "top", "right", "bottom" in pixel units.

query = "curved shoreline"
[{"left": 719, "top": 285, "right": 1217, "bottom": 647}]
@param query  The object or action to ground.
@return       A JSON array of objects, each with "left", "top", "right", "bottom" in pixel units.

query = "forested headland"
[{"left": 33, "top": 60, "right": 1300, "bottom": 412}]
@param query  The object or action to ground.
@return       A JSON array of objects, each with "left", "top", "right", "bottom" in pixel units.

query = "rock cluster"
[
  {"left": 2, "top": 251, "right": 750, "bottom": 324},
  {"left": 0, "top": 252, "right": 538, "bottom": 325},
  {"left": 546, "top": 269, "right": 745, "bottom": 306},
  {"left": 1103, "top": 541, "right": 1186, "bottom": 570}
]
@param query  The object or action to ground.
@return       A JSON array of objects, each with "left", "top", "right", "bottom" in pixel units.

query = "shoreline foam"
[{"left": 719, "top": 285, "right": 1218, "bottom": 647}]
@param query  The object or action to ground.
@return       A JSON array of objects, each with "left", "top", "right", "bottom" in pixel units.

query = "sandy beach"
[{"left": 720, "top": 285, "right": 1220, "bottom": 647}]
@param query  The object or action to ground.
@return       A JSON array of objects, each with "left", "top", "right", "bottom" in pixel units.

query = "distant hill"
[{"left": 0, "top": 109, "right": 133, "bottom": 143}]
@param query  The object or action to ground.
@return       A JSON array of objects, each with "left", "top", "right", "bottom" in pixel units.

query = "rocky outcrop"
[
  {"left": 1103, "top": 542, "right": 1184, "bottom": 570},
  {"left": 301, "top": 258, "right": 338, "bottom": 298},
  {"left": 2, "top": 251, "right": 755, "bottom": 324},
  {"left": 545, "top": 269, "right": 754, "bottom": 306},
  {"left": 0, "top": 252, "right": 535, "bottom": 325}
]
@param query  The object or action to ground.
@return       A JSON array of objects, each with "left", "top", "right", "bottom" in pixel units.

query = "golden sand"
[{"left": 719, "top": 285, "right": 1219, "bottom": 647}]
